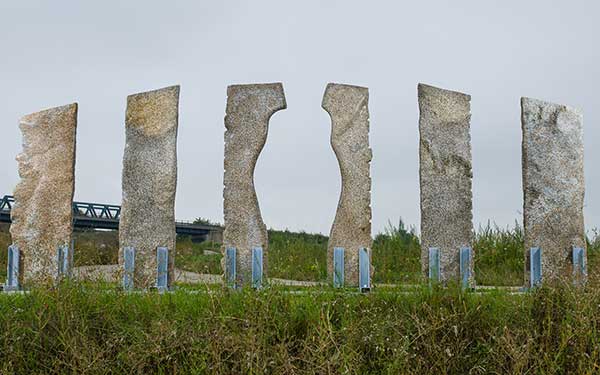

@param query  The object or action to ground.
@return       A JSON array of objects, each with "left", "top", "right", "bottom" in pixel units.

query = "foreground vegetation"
[
  {"left": 2, "top": 283, "right": 600, "bottom": 374},
  {"left": 2, "top": 223, "right": 600, "bottom": 373}
]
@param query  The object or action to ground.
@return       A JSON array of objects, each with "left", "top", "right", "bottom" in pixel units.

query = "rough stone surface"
[
  {"left": 10, "top": 104, "right": 78, "bottom": 285},
  {"left": 223, "top": 83, "right": 286, "bottom": 286},
  {"left": 418, "top": 83, "right": 473, "bottom": 283},
  {"left": 119, "top": 85, "right": 179, "bottom": 288},
  {"left": 521, "top": 97, "right": 585, "bottom": 285},
  {"left": 322, "top": 83, "right": 372, "bottom": 286}
]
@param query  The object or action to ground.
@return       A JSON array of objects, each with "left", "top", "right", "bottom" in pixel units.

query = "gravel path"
[{"left": 73, "top": 265, "right": 324, "bottom": 287}]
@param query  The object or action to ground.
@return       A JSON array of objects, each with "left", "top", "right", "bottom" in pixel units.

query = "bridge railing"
[
  {"left": 72, "top": 202, "right": 121, "bottom": 220},
  {"left": 1, "top": 194, "right": 222, "bottom": 236},
  {"left": 0, "top": 195, "right": 14, "bottom": 211}
]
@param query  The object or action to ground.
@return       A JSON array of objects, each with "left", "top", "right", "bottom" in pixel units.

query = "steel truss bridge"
[{"left": 0, "top": 195, "right": 221, "bottom": 239}]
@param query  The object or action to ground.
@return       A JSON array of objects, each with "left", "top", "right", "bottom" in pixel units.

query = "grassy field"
[
  {"left": 2, "top": 223, "right": 600, "bottom": 373},
  {"left": 1, "top": 221, "right": 600, "bottom": 286},
  {"left": 2, "top": 283, "right": 600, "bottom": 373}
]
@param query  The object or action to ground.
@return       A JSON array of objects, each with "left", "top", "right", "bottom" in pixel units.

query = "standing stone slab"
[
  {"left": 10, "top": 104, "right": 77, "bottom": 284},
  {"left": 119, "top": 85, "right": 179, "bottom": 289},
  {"left": 521, "top": 97, "right": 585, "bottom": 285},
  {"left": 322, "top": 83, "right": 372, "bottom": 286},
  {"left": 418, "top": 83, "right": 473, "bottom": 284},
  {"left": 223, "top": 83, "right": 286, "bottom": 287}
]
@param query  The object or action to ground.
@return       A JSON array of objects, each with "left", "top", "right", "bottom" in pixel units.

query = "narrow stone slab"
[
  {"left": 521, "top": 97, "right": 585, "bottom": 285},
  {"left": 322, "top": 83, "right": 372, "bottom": 286},
  {"left": 10, "top": 103, "right": 78, "bottom": 284},
  {"left": 119, "top": 85, "right": 179, "bottom": 288},
  {"left": 223, "top": 83, "right": 286, "bottom": 287},
  {"left": 418, "top": 83, "right": 473, "bottom": 284}
]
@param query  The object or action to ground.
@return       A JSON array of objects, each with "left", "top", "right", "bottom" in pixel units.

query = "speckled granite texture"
[
  {"left": 10, "top": 103, "right": 78, "bottom": 285},
  {"left": 322, "top": 83, "right": 372, "bottom": 286},
  {"left": 223, "top": 83, "right": 286, "bottom": 287},
  {"left": 119, "top": 85, "right": 179, "bottom": 288},
  {"left": 418, "top": 83, "right": 473, "bottom": 284},
  {"left": 521, "top": 97, "right": 585, "bottom": 285}
]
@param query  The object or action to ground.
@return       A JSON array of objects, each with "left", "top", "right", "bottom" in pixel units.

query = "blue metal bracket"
[
  {"left": 122, "top": 246, "right": 135, "bottom": 291},
  {"left": 57, "top": 244, "right": 71, "bottom": 279},
  {"left": 530, "top": 247, "right": 542, "bottom": 288},
  {"left": 66, "top": 243, "right": 73, "bottom": 276},
  {"left": 359, "top": 247, "right": 371, "bottom": 292},
  {"left": 572, "top": 246, "right": 587, "bottom": 284},
  {"left": 333, "top": 247, "right": 344, "bottom": 288},
  {"left": 225, "top": 247, "right": 236, "bottom": 288},
  {"left": 252, "top": 247, "right": 263, "bottom": 289},
  {"left": 4, "top": 245, "right": 20, "bottom": 291},
  {"left": 156, "top": 246, "right": 169, "bottom": 292},
  {"left": 459, "top": 247, "right": 472, "bottom": 289},
  {"left": 428, "top": 247, "right": 440, "bottom": 282}
]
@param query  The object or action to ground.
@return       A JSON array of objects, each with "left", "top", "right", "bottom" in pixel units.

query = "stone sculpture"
[
  {"left": 10, "top": 103, "right": 78, "bottom": 284},
  {"left": 521, "top": 97, "right": 586, "bottom": 285},
  {"left": 119, "top": 85, "right": 180, "bottom": 288},
  {"left": 223, "top": 83, "right": 286, "bottom": 286},
  {"left": 418, "top": 83, "right": 473, "bottom": 284},
  {"left": 322, "top": 83, "right": 372, "bottom": 286}
]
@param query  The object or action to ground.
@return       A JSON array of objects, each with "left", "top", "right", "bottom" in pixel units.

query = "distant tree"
[
  {"left": 193, "top": 217, "right": 221, "bottom": 226},
  {"left": 374, "top": 218, "right": 420, "bottom": 244}
]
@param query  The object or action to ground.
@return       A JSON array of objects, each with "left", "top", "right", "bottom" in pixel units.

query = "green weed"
[{"left": 1, "top": 284, "right": 600, "bottom": 373}]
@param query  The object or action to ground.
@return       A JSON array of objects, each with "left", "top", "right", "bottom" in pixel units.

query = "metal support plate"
[
  {"left": 5, "top": 245, "right": 20, "bottom": 291},
  {"left": 57, "top": 244, "right": 71, "bottom": 279},
  {"left": 359, "top": 247, "right": 371, "bottom": 292},
  {"left": 156, "top": 246, "right": 169, "bottom": 291},
  {"left": 333, "top": 247, "right": 344, "bottom": 288},
  {"left": 459, "top": 247, "right": 472, "bottom": 289},
  {"left": 252, "top": 247, "right": 263, "bottom": 289},
  {"left": 123, "top": 246, "right": 135, "bottom": 291},
  {"left": 572, "top": 246, "right": 587, "bottom": 283},
  {"left": 530, "top": 247, "right": 542, "bottom": 288},
  {"left": 71, "top": 239, "right": 75, "bottom": 274},
  {"left": 429, "top": 247, "right": 440, "bottom": 282},
  {"left": 226, "top": 247, "right": 236, "bottom": 288}
]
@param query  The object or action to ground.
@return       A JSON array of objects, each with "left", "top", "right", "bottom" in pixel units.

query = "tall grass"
[
  {"left": 72, "top": 229, "right": 119, "bottom": 266},
  {"left": 175, "top": 236, "right": 222, "bottom": 275},
  {"left": 2, "top": 284, "right": 600, "bottom": 373},
  {"left": 474, "top": 221, "right": 524, "bottom": 286},
  {"left": 2, "top": 225, "right": 600, "bottom": 372},
  {"left": 268, "top": 229, "right": 328, "bottom": 281},
  {"left": 372, "top": 220, "right": 421, "bottom": 283},
  {"left": 0, "top": 223, "right": 9, "bottom": 279}
]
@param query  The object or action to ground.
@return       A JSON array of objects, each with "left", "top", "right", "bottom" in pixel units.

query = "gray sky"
[{"left": 1, "top": 1, "right": 598, "bottom": 235}]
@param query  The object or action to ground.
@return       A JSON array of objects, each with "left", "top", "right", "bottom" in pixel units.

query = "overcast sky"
[{"left": 0, "top": 1, "right": 598, "bottom": 236}]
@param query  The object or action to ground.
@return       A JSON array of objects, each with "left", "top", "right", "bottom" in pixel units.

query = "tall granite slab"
[
  {"left": 521, "top": 97, "right": 585, "bottom": 285},
  {"left": 119, "top": 85, "right": 179, "bottom": 288},
  {"left": 322, "top": 83, "right": 372, "bottom": 286},
  {"left": 10, "top": 104, "right": 78, "bottom": 284},
  {"left": 223, "top": 83, "right": 286, "bottom": 286},
  {"left": 418, "top": 83, "right": 473, "bottom": 284}
]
